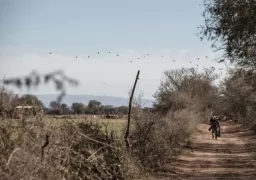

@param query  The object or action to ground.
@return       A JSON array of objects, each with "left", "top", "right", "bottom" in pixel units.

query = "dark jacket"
[{"left": 209, "top": 117, "right": 221, "bottom": 131}]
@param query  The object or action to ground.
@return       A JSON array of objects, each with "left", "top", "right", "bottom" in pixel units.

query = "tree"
[
  {"left": 103, "top": 105, "right": 115, "bottom": 114},
  {"left": 153, "top": 68, "right": 219, "bottom": 114},
  {"left": 117, "top": 106, "right": 128, "bottom": 115},
  {"left": 199, "top": 0, "right": 256, "bottom": 69},
  {"left": 49, "top": 101, "right": 60, "bottom": 109},
  {"left": 221, "top": 68, "right": 256, "bottom": 120},
  {"left": 60, "top": 103, "right": 69, "bottom": 114},
  {"left": 71, "top": 102, "right": 85, "bottom": 114},
  {"left": 87, "top": 100, "right": 101, "bottom": 114},
  {"left": 18, "top": 94, "right": 44, "bottom": 107},
  {"left": 0, "top": 90, "right": 20, "bottom": 116}
]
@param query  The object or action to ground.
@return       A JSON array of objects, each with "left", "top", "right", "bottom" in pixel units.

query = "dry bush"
[
  {"left": 153, "top": 67, "right": 219, "bottom": 114},
  {"left": 0, "top": 90, "right": 20, "bottom": 118},
  {"left": 221, "top": 68, "right": 256, "bottom": 127},
  {"left": 128, "top": 68, "right": 220, "bottom": 171},
  {"left": 0, "top": 71, "right": 147, "bottom": 179},
  {"left": 0, "top": 115, "right": 143, "bottom": 180},
  {"left": 129, "top": 107, "right": 202, "bottom": 171}
]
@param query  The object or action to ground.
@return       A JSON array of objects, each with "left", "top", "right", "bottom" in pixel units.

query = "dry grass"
[
  {"left": 3, "top": 116, "right": 127, "bottom": 135},
  {"left": 127, "top": 107, "right": 203, "bottom": 172},
  {"left": 0, "top": 116, "right": 144, "bottom": 180},
  {"left": 45, "top": 116, "right": 127, "bottom": 136},
  {"left": 0, "top": 67, "right": 225, "bottom": 179}
]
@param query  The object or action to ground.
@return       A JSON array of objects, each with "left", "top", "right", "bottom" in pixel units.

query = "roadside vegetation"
[{"left": 1, "top": 0, "right": 256, "bottom": 179}]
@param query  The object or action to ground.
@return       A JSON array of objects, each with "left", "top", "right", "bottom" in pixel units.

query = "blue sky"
[{"left": 0, "top": 0, "right": 226, "bottom": 99}]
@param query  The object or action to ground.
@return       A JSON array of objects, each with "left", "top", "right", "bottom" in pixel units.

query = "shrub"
[
  {"left": 129, "top": 107, "right": 202, "bottom": 171},
  {"left": 0, "top": 117, "right": 141, "bottom": 180}
]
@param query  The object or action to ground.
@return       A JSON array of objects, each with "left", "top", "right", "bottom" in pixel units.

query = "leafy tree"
[
  {"left": 18, "top": 94, "right": 44, "bottom": 107},
  {"left": 49, "top": 101, "right": 60, "bottom": 109},
  {"left": 103, "top": 105, "right": 115, "bottom": 114},
  {"left": 60, "top": 103, "right": 69, "bottom": 114},
  {"left": 71, "top": 102, "right": 85, "bottom": 114},
  {"left": 60, "top": 103, "right": 68, "bottom": 110},
  {"left": 199, "top": 0, "right": 256, "bottom": 69},
  {"left": 97, "top": 105, "right": 104, "bottom": 114},
  {"left": 221, "top": 68, "right": 256, "bottom": 120},
  {"left": 117, "top": 106, "right": 128, "bottom": 115},
  {"left": 88, "top": 100, "right": 101, "bottom": 114}
]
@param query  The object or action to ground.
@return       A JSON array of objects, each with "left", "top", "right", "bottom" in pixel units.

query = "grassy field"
[
  {"left": 1, "top": 115, "right": 127, "bottom": 136},
  {"left": 52, "top": 117, "right": 127, "bottom": 136}
]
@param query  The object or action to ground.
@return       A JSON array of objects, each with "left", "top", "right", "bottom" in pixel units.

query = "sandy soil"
[{"left": 152, "top": 121, "right": 256, "bottom": 180}]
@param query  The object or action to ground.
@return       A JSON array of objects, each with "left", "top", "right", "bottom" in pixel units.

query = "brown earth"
[{"left": 152, "top": 121, "right": 256, "bottom": 180}]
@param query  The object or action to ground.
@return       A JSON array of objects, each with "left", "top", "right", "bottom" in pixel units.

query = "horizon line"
[{"left": 35, "top": 93, "right": 155, "bottom": 100}]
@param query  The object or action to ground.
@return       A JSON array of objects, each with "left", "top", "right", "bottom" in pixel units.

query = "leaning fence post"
[{"left": 124, "top": 70, "right": 140, "bottom": 150}]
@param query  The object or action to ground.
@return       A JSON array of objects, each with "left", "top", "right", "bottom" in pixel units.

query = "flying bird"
[
  {"left": 130, "top": 61, "right": 132, "bottom": 63},
  {"left": 88, "top": 56, "right": 90, "bottom": 58},
  {"left": 117, "top": 54, "right": 119, "bottom": 56},
  {"left": 173, "top": 60, "right": 175, "bottom": 62},
  {"left": 98, "top": 52, "right": 100, "bottom": 54},
  {"left": 49, "top": 52, "right": 51, "bottom": 54},
  {"left": 76, "top": 56, "right": 78, "bottom": 58}
]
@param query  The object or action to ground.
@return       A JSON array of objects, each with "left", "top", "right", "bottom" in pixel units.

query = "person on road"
[{"left": 208, "top": 116, "right": 221, "bottom": 137}]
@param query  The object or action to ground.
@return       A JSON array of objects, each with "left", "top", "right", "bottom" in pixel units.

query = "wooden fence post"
[{"left": 124, "top": 70, "right": 140, "bottom": 149}]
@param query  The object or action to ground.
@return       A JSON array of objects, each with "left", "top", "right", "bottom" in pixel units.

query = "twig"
[
  {"left": 86, "top": 145, "right": 109, "bottom": 161},
  {"left": 6, "top": 147, "right": 21, "bottom": 169},
  {"left": 76, "top": 131, "right": 120, "bottom": 150},
  {"left": 41, "top": 134, "right": 50, "bottom": 158}
]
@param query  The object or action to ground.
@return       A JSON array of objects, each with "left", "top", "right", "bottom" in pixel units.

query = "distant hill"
[{"left": 36, "top": 94, "right": 154, "bottom": 108}]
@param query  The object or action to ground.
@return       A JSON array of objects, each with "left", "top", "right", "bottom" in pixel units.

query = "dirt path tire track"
[{"left": 152, "top": 121, "right": 256, "bottom": 180}]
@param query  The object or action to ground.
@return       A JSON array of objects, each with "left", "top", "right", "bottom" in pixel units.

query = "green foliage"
[
  {"left": 199, "top": 0, "right": 256, "bottom": 69},
  {"left": 87, "top": 100, "right": 102, "bottom": 114},
  {"left": 49, "top": 100, "right": 60, "bottom": 109},
  {"left": 17, "top": 94, "right": 44, "bottom": 107},
  {"left": 221, "top": 68, "right": 256, "bottom": 125},
  {"left": 117, "top": 106, "right": 129, "bottom": 115},
  {"left": 71, "top": 102, "right": 85, "bottom": 114},
  {"left": 103, "top": 105, "right": 116, "bottom": 114},
  {"left": 60, "top": 103, "right": 69, "bottom": 114}
]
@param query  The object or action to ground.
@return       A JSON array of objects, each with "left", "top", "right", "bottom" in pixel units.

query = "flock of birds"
[
  {"left": 48, "top": 51, "right": 224, "bottom": 71},
  {"left": 46, "top": 51, "right": 227, "bottom": 94}
]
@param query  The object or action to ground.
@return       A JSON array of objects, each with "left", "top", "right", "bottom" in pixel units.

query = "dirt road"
[{"left": 153, "top": 121, "right": 256, "bottom": 180}]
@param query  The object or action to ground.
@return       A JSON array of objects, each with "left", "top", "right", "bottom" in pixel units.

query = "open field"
[
  {"left": 1, "top": 115, "right": 127, "bottom": 136},
  {"left": 52, "top": 117, "right": 126, "bottom": 136}
]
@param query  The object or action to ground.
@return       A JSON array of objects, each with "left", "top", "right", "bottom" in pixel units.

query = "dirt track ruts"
[{"left": 153, "top": 121, "right": 256, "bottom": 180}]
